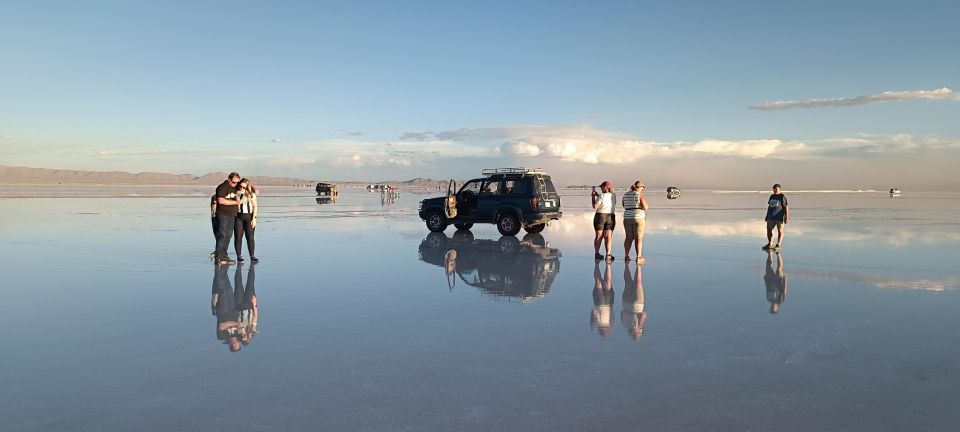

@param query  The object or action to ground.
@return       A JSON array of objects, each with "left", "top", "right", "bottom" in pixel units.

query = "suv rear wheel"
[
  {"left": 496, "top": 213, "right": 521, "bottom": 236},
  {"left": 426, "top": 210, "right": 448, "bottom": 232}
]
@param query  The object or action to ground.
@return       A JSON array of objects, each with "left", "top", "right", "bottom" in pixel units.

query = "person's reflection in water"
[
  {"left": 590, "top": 260, "right": 615, "bottom": 339},
  {"left": 211, "top": 263, "right": 259, "bottom": 352},
  {"left": 621, "top": 261, "right": 647, "bottom": 340},
  {"left": 764, "top": 250, "right": 787, "bottom": 314}
]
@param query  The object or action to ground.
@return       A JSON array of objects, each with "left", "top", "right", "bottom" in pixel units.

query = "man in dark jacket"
[{"left": 214, "top": 172, "right": 243, "bottom": 265}]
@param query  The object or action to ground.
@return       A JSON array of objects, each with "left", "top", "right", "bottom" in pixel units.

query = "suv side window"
[
  {"left": 504, "top": 178, "right": 529, "bottom": 195},
  {"left": 481, "top": 178, "right": 501, "bottom": 195}
]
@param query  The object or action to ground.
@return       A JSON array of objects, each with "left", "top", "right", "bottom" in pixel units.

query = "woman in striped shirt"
[
  {"left": 234, "top": 178, "right": 259, "bottom": 262},
  {"left": 621, "top": 181, "right": 649, "bottom": 263}
]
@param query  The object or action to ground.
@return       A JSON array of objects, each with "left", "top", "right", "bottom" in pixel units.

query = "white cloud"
[
  {"left": 750, "top": 87, "right": 960, "bottom": 110},
  {"left": 388, "top": 125, "right": 960, "bottom": 169},
  {"left": 685, "top": 139, "right": 787, "bottom": 159}
]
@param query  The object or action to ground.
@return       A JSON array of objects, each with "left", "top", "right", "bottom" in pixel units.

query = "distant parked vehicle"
[
  {"left": 667, "top": 186, "right": 681, "bottom": 199},
  {"left": 316, "top": 182, "right": 338, "bottom": 197},
  {"left": 889, "top": 187, "right": 901, "bottom": 197},
  {"left": 417, "top": 168, "right": 563, "bottom": 236}
]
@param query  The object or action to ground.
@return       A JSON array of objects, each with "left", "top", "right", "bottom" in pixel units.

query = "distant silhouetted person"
[{"left": 763, "top": 183, "right": 789, "bottom": 251}]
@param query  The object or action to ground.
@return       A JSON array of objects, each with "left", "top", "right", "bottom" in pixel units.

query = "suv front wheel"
[
  {"left": 426, "top": 210, "right": 448, "bottom": 232},
  {"left": 496, "top": 213, "right": 521, "bottom": 236}
]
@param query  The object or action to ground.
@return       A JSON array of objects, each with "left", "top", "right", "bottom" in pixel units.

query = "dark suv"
[{"left": 418, "top": 168, "right": 562, "bottom": 236}]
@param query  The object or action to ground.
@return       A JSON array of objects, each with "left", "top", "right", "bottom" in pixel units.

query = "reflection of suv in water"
[
  {"left": 417, "top": 232, "right": 562, "bottom": 303},
  {"left": 417, "top": 168, "right": 563, "bottom": 236}
]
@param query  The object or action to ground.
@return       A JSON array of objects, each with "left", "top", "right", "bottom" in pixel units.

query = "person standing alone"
[
  {"left": 763, "top": 183, "right": 789, "bottom": 251},
  {"left": 592, "top": 180, "right": 617, "bottom": 261},
  {"left": 214, "top": 172, "right": 244, "bottom": 265}
]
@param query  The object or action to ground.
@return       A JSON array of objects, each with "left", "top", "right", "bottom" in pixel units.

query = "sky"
[{"left": 1, "top": 0, "right": 958, "bottom": 189}]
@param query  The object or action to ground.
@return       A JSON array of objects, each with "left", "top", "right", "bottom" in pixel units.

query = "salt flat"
[{"left": 1, "top": 188, "right": 958, "bottom": 431}]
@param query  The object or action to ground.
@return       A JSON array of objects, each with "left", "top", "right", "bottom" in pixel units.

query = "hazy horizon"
[{"left": 2, "top": 163, "right": 954, "bottom": 192}]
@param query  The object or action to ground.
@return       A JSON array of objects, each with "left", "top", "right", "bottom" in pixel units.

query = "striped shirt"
[
  {"left": 622, "top": 190, "right": 646, "bottom": 220},
  {"left": 238, "top": 193, "right": 257, "bottom": 214}
]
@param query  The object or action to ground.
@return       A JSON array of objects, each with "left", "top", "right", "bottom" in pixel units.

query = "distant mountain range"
[{"left": 0, "top": 165, "right": 447, "bottom": 188}]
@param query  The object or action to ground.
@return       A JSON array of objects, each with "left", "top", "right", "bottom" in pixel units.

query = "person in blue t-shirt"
[{"left": 763, "top": 183, "right": 789, "bottom": 251}]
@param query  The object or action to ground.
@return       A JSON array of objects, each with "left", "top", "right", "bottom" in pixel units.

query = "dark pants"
[
  {"left": 212, "top": 217, "right": 220, "bottom": 243},
  {"left": 234, "top": 213, "right": 255, "bottom": 257},
  {"left": 215, "top": 214, "right": 236, "bottom": 260}
]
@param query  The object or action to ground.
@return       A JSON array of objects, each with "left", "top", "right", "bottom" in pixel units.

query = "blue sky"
[{"left": 2, "top": 0, "right": 958, "bottom": 189}]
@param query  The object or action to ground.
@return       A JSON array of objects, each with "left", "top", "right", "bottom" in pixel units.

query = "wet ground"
[{"left": 2, "top": 187, "right": 959, "bottom": 431}]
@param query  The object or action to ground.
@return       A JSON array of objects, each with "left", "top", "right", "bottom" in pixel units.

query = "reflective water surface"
[{"left": 1, "top": 188, "right": 959, "bottom": 431}]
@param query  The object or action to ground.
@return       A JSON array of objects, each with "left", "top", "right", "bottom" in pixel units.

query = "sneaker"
[
  {"left": 250, "top": 256, "right": 259, "bottom": 262},
  {"left": 595, "top": 253, "right": 604, "bottom": 260},
  {"left": 605, "top": 254, "right": 615, "bottom": 262},
  {"left": 624, "top": 255, "right": 632, "bottom": 261},
  {"left": 218, "top": 257, "right": 235, "bottom": 265},
  {"left": 237, "top": 256, "right": 245, "bottom": 262},
  {"left": 762, "top": 244, "right": 772, "bottom": 250},
  {"left": 772, "top": 244, "right": 782, "bottom": 251}
]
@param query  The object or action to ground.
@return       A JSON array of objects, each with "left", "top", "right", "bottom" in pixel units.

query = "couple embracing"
[{"left": 212, "top": 172, "right": 259, "bottom": 265}]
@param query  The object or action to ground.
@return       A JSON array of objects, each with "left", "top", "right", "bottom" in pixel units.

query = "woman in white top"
[
  {"left": 233, "top": 178, "right": 259, "bottom": 262},
  {"left": 591, "top": 180, "right": 617, "bottom": 261},
  {"left": 622, "top": 181, "right": 649, "bottom": 263}
]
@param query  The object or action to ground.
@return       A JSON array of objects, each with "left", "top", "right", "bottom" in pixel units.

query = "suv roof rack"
[{"left": 481, "top": 167, "right": 546, "bottom": 176}]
